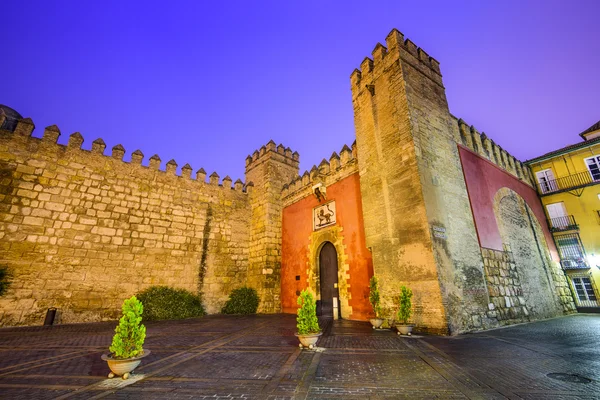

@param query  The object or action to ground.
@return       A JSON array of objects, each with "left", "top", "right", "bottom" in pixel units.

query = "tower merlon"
[
  {"left": 43, "top": 125, "right": 60, "bottom": 143},
  {"left": 196, "top": 168, "right": 206, "bottom": 182},
  {"left": 222, "top": 175, "right": 232, "bottom": 189},
  {"left": 340, "top": 144, "right": 352, "bottom": 166},
  {"left": 209, "top": 171, "right": 219, "bottom": 185},
  {"left": 112, "top": 144, "right": 125, "bottom": 160},
  {"left": 181, "top": 163, "right": 192, "bottom": 179},
  {"left": 15, "top": 118, "right": 35, "bottom": 137},
  {"left": 68, "top": 132, "right": 84, "bottom": 149},
  {"left": 372, "top": 42, "right": 388, "bottom": 62},
  {"left": 403, "top": 39, "right": 418, "bottom": 57},
  {"left": 131, "top": 149, "right": 144, "bottom": 164},
  {"left": 385, "top": 28, "right": 405, "bottom": 51},
  {"left": 166, "top": 159, "right": 178, "bottom": 175},
  {"left": 350, "top": 68, "right": 362, "bottom": 86},
  {"left": 318, "top": 158, "right": 330, "bottom": 174},
  {"left": 92, "top": 138, "right": 106, "bottom": 154},
  {"left": 234, "top": 178, "right": 244, "bottom": 191},
  {"left": 360, "top": 57, "right": 374, "bottom": 74},
  {"left": 149, "top": 154, "right": 161, "bottom": 170}
]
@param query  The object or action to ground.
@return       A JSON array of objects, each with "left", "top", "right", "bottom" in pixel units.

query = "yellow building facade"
[{"left": 526, "top": 121, "right": 600, "bottom": 311}]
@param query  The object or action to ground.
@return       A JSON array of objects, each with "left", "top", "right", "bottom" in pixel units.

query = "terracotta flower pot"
[
  {"left": 396, "top": 324, "right": 414, "bottom": 336},
  {"left": 295, "top": 332, "right": 322, "bottom": 349},
  {"left": 101, "top": 349, "right": 150, "bottom": 379},
  {"left": 369, "top": 318, "right": 384, "bottom": 329}
]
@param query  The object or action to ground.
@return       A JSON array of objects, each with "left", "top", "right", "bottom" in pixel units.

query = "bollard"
[{"left": 44, "top": 307, "right": 57, "bottom": 326}]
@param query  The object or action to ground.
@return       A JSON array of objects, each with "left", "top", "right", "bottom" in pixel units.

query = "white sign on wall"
[{"left": 313, "top": 201, "right": 336, "bottom": 230}]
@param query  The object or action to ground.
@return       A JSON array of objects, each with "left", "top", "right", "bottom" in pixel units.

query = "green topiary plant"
[
  {"left": 109, "top": 296, "right": 146, "bottom": 359},
  {"left": 0, "top": 266, "right": 12, "bottom": 297},
  {"left": 221, "top": 286, "right": 259, "bottom": 314},
  {"left": 395, "top": 286, "right": 413, "bottom": 324},
  {"left": 296, "top": 289, "right": 320, "bottom": 335},
  {"left": 137, "top": 286, "right": 205, "bottom": 321},
  {"left": 369, "top": 276, "right": 381, "bottom": 318}
]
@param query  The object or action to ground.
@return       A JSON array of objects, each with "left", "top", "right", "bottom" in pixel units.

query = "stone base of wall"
[{"left": 481, "top": 247, "right": 531, "bottom": 325}]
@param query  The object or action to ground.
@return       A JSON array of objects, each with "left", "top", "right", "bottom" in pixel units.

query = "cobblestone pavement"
[{"left": 0, "top": 314, "right": 599, "bottom": 399}]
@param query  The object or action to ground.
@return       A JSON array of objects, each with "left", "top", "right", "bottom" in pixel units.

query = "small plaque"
[
  {"left": 313, "top": 201, "right": 336, "bottom": 230},
  {"left": 432, "top": 225, "right": 447, "bottom": 240}
]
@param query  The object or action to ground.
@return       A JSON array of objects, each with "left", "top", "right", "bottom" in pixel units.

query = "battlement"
[
  {"left": 0, "top": 117, "right": 251, "bottom": 192},
  {"left": 281, "top": 141, "right": 358, "bottom": 205},
  {"left": 350, "top": 28, "right": 441, "bottom": 88},
  {"left": 245, "top": 139, "right": 299, "bottom": 173},
  {"left": 453, "top": 116, "right": 536, "bottom": 187}
]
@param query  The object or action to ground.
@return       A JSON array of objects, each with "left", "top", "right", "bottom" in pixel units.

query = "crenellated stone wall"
[
  {"left": 282, "top": 142, "right": 358, "bottom": 207},
  {"left": 0, "top": 119, "right": 253, "bottom": 325},
  {"left": 453, "top": 117, "right": 536, "bottom": 186}
]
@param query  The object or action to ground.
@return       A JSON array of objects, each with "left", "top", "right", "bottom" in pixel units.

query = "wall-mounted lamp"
[{"left": 312, "top": 183, "right": 326, "bottom": 202}]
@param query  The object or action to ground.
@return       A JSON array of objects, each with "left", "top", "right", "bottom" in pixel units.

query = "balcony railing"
[
  {"left": 548, "top": 215, "right": 578, "bottom": 232},
  {"left": 537, "top": 171, "right": 598, "bottom": 195}
]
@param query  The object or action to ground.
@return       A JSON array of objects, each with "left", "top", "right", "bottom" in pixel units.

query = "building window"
[
  {"left": 555, "top": 233, "right": 587, "bottom": 269},
  {"left": 585, "top": 156, "right": 600, "bottom": 181},
  {"left": 571, "top": 276, "right": 598, "bottom": 307},
  {"left": 536, "top": 169, "right": 557, "bottom": 193},
  {"left": 546, "top": 202, "right": 571, "bottom": 230}
]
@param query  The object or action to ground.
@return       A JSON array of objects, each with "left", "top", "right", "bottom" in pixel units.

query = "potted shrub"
[
  {"left": 369, "top": 276, "right": 384, "bottom": 329},
  {"left": 295, "top": 289, "right": 321, "bottom": 349},
  {"left": 395, "top": 285, "right": 414, "bottom": 335},
  {"left": 101, "top": 296, "right": 150, "bottom": 379}
]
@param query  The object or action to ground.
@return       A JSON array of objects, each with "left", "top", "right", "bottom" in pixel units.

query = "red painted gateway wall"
[
  {"left": 458, "top": 145, "right": 558, "bottom": 260},
  {"left": 281, "top": 173, "right": 373, "bottom": 320}
]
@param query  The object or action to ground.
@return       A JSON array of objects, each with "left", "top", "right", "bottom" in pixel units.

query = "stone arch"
[
  {"left": 492, "top": 187, "right": 564, "bottom": 319},
  {"left": 307, "top": 226, "right": 352, "bottom": 319}
]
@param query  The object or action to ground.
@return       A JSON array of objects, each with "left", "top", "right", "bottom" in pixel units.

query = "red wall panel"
[{"left": 458, "top": 145, "right": 558, "bottom": 260}]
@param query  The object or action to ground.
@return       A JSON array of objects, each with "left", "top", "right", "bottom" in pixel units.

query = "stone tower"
[
  {"left": 245, "top": 140, "right": 299, "bottom": 312},
  {"left": 351, "top": 29, "right": 488, "bottom": 334}
]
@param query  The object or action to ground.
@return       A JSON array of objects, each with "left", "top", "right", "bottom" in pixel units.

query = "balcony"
[
  {"left": 536, "top": 171, "right": 598, "bottom": 196},
  {"left": 548, "top": 215, "right": 579, "bottom": 232}
]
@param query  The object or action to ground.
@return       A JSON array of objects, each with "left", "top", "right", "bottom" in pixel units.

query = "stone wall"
[
  {"left": 0, "top": 119, "right": 252, "bottom": 326},
  {"left": 494, "top": 188, "right": 575, "bottom": 316}
]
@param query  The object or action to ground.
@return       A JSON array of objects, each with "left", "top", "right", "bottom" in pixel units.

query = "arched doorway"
[{"left": 319, "top": 242, "right": 340, "bottom": 319}]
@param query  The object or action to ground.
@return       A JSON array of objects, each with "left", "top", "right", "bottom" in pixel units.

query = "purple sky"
[{"left": 3, "top": 1, "right": 599, "bottom": 182}]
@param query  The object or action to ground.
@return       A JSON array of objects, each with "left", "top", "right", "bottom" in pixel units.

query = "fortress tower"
[
  {"left": 245, "top": 141, "right": 299, "bottom": 312},
  {"left": 351, "top": 30, "right": 496, "bottom": 334}
]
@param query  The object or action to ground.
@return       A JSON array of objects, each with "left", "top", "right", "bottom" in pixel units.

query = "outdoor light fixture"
[{"left": 313, "top": 183, "right": 326, "bottom": 202}]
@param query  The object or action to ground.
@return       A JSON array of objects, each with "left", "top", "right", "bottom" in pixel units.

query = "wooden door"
[{"left": 319, "top": 242, "right": 340, "bottom": 318}]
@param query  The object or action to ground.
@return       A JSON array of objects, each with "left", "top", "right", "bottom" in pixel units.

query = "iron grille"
[{"left": 555, "top": 232, "right": 588, "bottom": 270}]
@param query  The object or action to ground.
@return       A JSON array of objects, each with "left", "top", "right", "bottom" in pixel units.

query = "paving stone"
[{"left": 0, "top": 313, "right": 598, "bottom": 399}]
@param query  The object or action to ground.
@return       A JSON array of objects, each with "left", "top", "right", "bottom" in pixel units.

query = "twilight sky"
[{"left": 2, "top": 0, "right": 599, "bottom": 182}]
